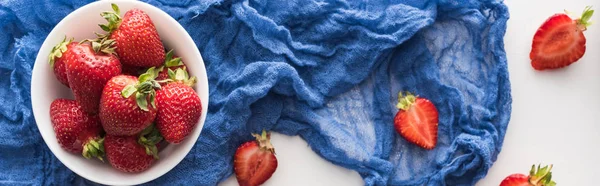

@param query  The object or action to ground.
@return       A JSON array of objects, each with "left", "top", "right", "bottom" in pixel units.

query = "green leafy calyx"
[
  {"left": 82, "top": 138, "right": 105, "bottom": 161},
  {"left": 164, "top": 49, "right": 183, "bottom": 67},
  {"left": 168, "top": 68, "right": 197, "bottom": 87},
  {"left": 576, "top": 6, "right": 594, "bottom": 30},
  {"left": 251, "top": 130, "right": 275, "bottom": 154},
  {"left": 99, "top": 3, "right": 122, "bottom": 33},
  {"left": 528, "top": 164, "right": 556, "bottom": 186},
  {"left": 396, "top": 92, "right": 417, "bottom": 111},
  {"left": 48, "top": 36, "right": 73, "bottom": 67},
  {"left": 138, "top": 124, "right": 163, "bottom": 159},
  {"left": 80, "top": 33, "right": 117, "bottom": 55},
  {"left": 79, "top": 3, "right": 121, "bottom": 55},
  {"left": 121, "top": 67, "right": 161, "bottom": 111}
]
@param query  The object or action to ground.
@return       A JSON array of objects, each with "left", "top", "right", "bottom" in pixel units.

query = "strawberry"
[
  {"left": 99, "top": 71, "right": 160, "bottom": 136},
  {"left": 104, "top": 125, "right": 162, "bottom": 173},
  {"left": 500, "top": 164, "right": 556, "bottom": 186},
  {"left": 48, "top": 37, "right": 76, "bottom": 87},
  {"left": 530, "top": 6, "right": 594, "bottom": 70},
  {"left": 156, "top": 50, "right": 187, "bottom": 84},
  {"left": 155, "top": 68, "right": 201, "bottom": 143},
  {"left": 50, "top": 99, "right": 104, "bottom": 160},
  {"left": 65, "top": 38, "right": 121, "bottom": 114},
  {"left": 234, "top": 130, "right": 278, "bottom": 186},
  {"left": 393, "top": 92, "right": 438, "bottom": 150},
  {"left": 100, "top": 4, "right": 165, "bottom": 67}
]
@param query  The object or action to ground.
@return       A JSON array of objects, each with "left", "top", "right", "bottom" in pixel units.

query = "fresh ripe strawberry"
[
  {"left": 156, "top": 68, "right": 201, "bottom": 143},
  {"left": 530, "top": 7, "right": 594, "bottom": 70},
  {"left": 50, "top": 99, "right": 104, "bottom": 160},
  {"left": 104, "top": 125, "right": 162, "bottom": 173},
  {"left": 48, "top": 37, "right": 76, "bottom": 87},
  {"left": 156, "top": 50, "right": 188, "bottom": 84},
  {"left": 65, "top": 39, "right": 121, "bottom": 114},
  {"left": 234, "top": 130, "right": 278, "bottom": 186},
  {"left": 393, "top": 92, "right": 438, "bottom": 150},
  {"left": 99, "top": 72, "right": 160, "bottom": 136},
  {"left": 100, "top": 4, "right": 165, "bottom": 67},
  {"left": 500, "top": 164, "right": 556, "bottom": 186},
  {"left": 104, "top": 135, "right": 154, "bottom": 172}
]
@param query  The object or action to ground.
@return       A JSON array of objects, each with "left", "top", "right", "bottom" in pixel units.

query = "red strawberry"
[
  {"left": 100, "top": 4, "right": 165, "bottom": 67},
  {"left": 104, "top": 125, "right": 162, "bottom": 173},
  {"left": 99, "top": 72, "right": 160, "bottom": 136},
  {"left": 48, "top": 37, "right": 76, "bottom": 87},
  {"left": 50, "top": 99, "right": 104, "bottom": 160},
  {"left": 156, "top": 50, "right": 187, "bottom": 84},
  {"left": 156, "top": 68, "right": 201, "bottom": 143},
  {"left": 393, "top": 92, "right": 438, "bottom": 150},
  {"left": 65, "top": 39, "right": 121, "bottom": 114},
  {"left": 234, "top": 130, "right": 278, "bottom": 186},
  {"left": 500, "top": 164, "right": 556, "bottom": 186},
  {"left": 530, "top": 7, "right": 594, "bottom": 70}
]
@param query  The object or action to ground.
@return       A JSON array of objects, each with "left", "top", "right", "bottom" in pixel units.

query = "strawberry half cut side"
[
  {"left": 530, "top": 6, "right": 594, "bottom": 70},
  {"left": 393, "top": 92, "right": 439, "bottom": 150},
  {"left": 234, "top": 130, "right": 278, "bottom": 186}
]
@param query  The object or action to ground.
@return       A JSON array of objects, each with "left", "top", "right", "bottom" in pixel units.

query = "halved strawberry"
[
  {"left": 530, "top": 6, "right": 594, "bottom": 70},
  {"left": 234, "top": 130, "right": 278, "bottom": 186},
  {"left": 501, "top": 174, "right": 531, "bottom": 186},
  {"left": 393, "top": 92, "right": 438, "bottom": 150},
  {"left": 500, "top": 164, "right": 556, "bottom": 186}
]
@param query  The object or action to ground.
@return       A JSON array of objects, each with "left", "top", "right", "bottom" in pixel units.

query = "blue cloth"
[{"left": 0, "top": 0, "right": 511, "bottom": 185}]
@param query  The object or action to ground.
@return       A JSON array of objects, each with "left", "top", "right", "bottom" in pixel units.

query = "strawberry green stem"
[
  {"left": 138, "top": 124, "right": 163, "bottom": 159},
  {"left": 251, "top": 130, "right": 275, "bottom": 154},
  {"left": 396, "top": 92, "right": 416, "bottom": 111},
  {"left": 164, "top": 50, "right": 183, "bottom": 67},
  {"left": 529, "top": 164, "right": 556, "bottom": 186},
  {"left": 168, "top": 67, "right": 197, "bottom": 87},
  {"left": 78, "top": 3, "right": 121, "bottom": 56},
  {"left": 48, "top": 36, "right": 73, "bottom": 67},
  {"left": 576, "top": 6, "right": 594, "bottom": 31},
  {"left": 80, "top": 35, "right": 117, "bottom": 55},
  {"left": 82, "top": 138, "right": 105, "bottom": 161},
  {"left": 122, "top": 67, "right": 162, "bottom": 111},
  {"left": 99, "top": 3, "right": 122, "bottom": 33}
]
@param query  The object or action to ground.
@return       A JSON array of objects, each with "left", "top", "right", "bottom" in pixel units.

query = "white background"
[
  {"left": 221, "top": 0, "right": 600, "bottom": 185},
  {"left": 480, "top": 0, "right": 600, "bottom": 185}
]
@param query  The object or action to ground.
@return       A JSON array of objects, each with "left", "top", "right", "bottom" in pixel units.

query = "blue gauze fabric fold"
[{"left": 0, "top": 0, "right": 511, "bottom": 185}]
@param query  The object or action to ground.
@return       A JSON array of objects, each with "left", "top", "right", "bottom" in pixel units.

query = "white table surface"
[
  {"left": 221, "top": 0, "right": 600, "bottom": 185},
  {"left": 479, "top": 0, "right": 600, "bottom": 185}
]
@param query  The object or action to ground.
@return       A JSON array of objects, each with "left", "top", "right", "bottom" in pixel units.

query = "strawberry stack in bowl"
[{"left": 47, "top": 3, "right": 203, "bottom": 173}]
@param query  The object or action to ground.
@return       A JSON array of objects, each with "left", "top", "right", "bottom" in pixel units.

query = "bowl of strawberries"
[{"left": 30, "top": 0, "right": 209, "bottom": 185}]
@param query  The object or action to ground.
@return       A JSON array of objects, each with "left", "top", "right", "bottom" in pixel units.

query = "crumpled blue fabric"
[{"left": 0, "top": 0, "right": 511, "bottom": 185}]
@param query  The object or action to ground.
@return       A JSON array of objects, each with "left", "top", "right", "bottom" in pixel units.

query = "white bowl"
[{"left": 31, "top": 0, "right": 209, "bottom": 185}]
